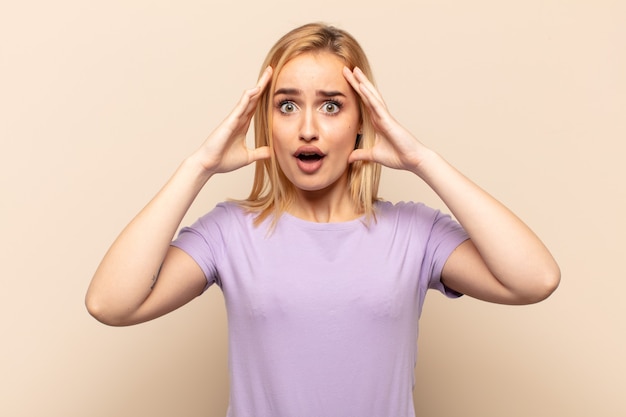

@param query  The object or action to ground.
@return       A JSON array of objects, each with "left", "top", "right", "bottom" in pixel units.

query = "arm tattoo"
[{"left": 151, "top": 264, "right": 163, "bottom": 290}]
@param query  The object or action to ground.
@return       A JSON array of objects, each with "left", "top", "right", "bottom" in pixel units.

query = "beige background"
[{"left": 1, "top": 1, "right": 624, "bottom": 416}]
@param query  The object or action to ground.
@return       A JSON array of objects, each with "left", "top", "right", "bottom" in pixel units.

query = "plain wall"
[{"left": 1, "top": 1, "right": 624, "bottom": 416}]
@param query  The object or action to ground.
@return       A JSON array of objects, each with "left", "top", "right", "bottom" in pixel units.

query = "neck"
[{"left": 288, "top": 186, "right": 361, "bottom": 223}]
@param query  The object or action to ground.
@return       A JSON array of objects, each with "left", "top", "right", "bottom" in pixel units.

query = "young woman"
[{"left": 86, "top": 23, "right": 560, "bottom": 416}]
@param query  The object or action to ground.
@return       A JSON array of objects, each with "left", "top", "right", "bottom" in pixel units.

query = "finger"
[
  {"left": 223, "top": 93, "right": 254, "bottom": 133},
  {"left": 229, "top": 76, "right": 270, "bottom": 126},
  {"left": 353, "top": 67, "right": 386, "bottom": 105},
  {"left": 343, "top": 66, "right": 374, "bottom": 109},
  {"left": 342, "top": 66, "right": 361, "bottom": 94},
  {"left": 240, "top": 66, "right": 274, "bottom": 118},
  {"left": 343, "top": 67, "right": 376, "bottom": 125},
  {"left": 343, "top": 66, "right": 387, "bottom": 122},
  {"left": 248, "top": 145, "right": 271, "bottom": 163},
  {"left": 348, "top": 148, "right": 374, "bottom": 164},
  {"left": 256, "top": 66, "right": 273, "bottom": 90},
  {"left": 358, "top": 82, "right": 387, "bottom": 121}
]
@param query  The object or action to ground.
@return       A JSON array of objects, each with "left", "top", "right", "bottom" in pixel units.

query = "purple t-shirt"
[{"left": 172, "top": 200, "right": 468, "bottom": 417}]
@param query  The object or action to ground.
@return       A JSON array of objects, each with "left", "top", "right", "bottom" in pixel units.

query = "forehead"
[{"left": 275, "top": 51, "right": 348, "bottom": 90}]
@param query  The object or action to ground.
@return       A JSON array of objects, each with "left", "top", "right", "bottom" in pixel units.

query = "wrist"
[
  {"left": 408, "top": 148, "right": 441, "bottom": 178},
  {"left": 179, "top": 154, "right": 215, "bottom": 185}
]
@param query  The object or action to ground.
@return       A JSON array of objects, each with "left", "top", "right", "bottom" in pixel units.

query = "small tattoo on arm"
[{"left": 151, "top": 264, "right": 163, "bottom": 290}]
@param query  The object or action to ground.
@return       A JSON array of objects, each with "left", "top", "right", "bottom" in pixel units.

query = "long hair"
[{"left": 239, "top": 23, "right": 381, "bottom": 226}]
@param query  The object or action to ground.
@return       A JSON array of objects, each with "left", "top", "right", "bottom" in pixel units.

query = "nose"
[{"left": 299, "top": 109, "right": 318, "bottom": 142}]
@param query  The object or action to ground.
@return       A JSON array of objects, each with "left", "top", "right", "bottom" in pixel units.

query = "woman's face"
[{"left": 271, "top": 51, "right": 361, "bottom": 196}]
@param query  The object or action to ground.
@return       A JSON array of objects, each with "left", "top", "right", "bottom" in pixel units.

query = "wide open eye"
[
  {"left": 320, "top": 101, "right": 342, "bottom": 115},
  {"left": 278, "top": 101, "right": 298, "bottom": 114}
]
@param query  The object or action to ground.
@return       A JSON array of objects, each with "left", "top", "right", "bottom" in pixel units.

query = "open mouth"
[
  {"left": 296, "top": 152, "right": 324, "bottom": 161},
  {"left": 293, "top": 147, "right": 326, "bottom": 174}
]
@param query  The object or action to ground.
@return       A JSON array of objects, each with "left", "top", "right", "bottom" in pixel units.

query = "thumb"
[
  {"left": 249, "top": 146, "right": 271, "bottom": 163},
  {"left": 348, "top": 148, "right": 374, "bottom": 164}
]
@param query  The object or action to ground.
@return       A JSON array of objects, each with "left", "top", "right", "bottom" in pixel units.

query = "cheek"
[
  {"left": 270, "top": 121, "right": 288, "bottom": 150},
  {"left": 332, "top": 123, "right": 360, "bottom": 148},
  {"left": 271, "top": 112, "right": 297, "bottom": 137},
  {"left": 333, "top": 109, "right": 361, "bottom": 140}
]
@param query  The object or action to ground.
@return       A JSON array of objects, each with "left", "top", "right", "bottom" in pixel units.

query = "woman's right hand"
[
  {"left": 86, "top": 67, "right": 275, "bottom": 326},
  {"left": 193, "top": 66, "right": 273, "bottom": 175}
]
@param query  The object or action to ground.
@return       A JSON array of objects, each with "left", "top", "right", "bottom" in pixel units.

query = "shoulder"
[
  {"left": 194, "top": 201, "right": 251, "bottom": 227},
  {"left": 375, "top": 200, "right": 466, "bottom": 239},
  {"left": 175, "top": 202, "right": 249, "bottom": 245},
  {"left": 174, "top": 201, "right": 257, "bottom": 255},
  {"left": 375, "top": 200, "right": 442, "bottom": 223}
]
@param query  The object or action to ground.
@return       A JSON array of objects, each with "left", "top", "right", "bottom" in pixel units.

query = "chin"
[{"left": 293, "top": 176, "right": 347, "bottom": 194}]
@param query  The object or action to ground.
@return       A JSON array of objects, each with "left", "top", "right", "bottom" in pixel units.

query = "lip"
[
  {"left": 293, "top": 145, "right": 326, "bottom": 158},
  {"left": 293, "top": 145, "right": 326, "bottom": 174}
]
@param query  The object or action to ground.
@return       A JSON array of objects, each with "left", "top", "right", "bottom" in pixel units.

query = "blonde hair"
[{"left": 239, "top": 23, "right": 381, "bottom": 226}]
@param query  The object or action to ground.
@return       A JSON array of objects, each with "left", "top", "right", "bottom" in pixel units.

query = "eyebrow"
[{"left": 274, "top": 88, "right": 347, "bottom": 98}]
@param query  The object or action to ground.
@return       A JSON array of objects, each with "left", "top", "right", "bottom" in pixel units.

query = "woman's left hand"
[
  {"left": 342, "top": 67, "right": 560, "bottom": 305},
  {"left": 343, "top": 66, "right": 431, "bottom": 174}
]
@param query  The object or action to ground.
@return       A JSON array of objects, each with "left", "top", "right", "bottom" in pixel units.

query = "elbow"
[
  {"left": 522, "top": 262, "right": 561, "bottom": 304},
  {"left": 85, "top": 295, "right": 113, "bottom": 326},
  {"left": 539, "top": 260, "right": 561, "bottom": 300},
  {"left": 84, "top": 293, "right": 130, "bottom": 327}
]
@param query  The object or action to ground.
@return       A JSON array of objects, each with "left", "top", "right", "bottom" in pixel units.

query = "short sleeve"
[
  {"left": 422, "top": 208, "right": 469, "bottom": 298},
  {"left": 170, "top": 203, "right": 231, "bottom": 291}
]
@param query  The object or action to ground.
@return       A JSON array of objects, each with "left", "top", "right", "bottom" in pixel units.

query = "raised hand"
[
  {"left": 343, "top": 66, "right": 431, "bottom": 175},
  {"left": 343, "top": 67, "right": 560, "bottom": 306},
  {"left": 86, "top": 66, "right": 275, "bottom": 326},
  {"left": 194, "top": 66, "right": 273, "bottom": 175}
]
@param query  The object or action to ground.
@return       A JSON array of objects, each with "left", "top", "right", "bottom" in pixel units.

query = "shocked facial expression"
[{"left": 271, "top": 51, "right": 361, "bottom": 195}]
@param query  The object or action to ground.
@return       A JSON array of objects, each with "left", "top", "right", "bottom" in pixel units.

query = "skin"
[
  {"left": 85, "top": 51, "right": 560, "bottom": 327},
  {"left": 271, "top": 52, "right": 362, "bottom": 222},
  {"left": 342, "top": 65, "right": 560, "bottom": 304}
]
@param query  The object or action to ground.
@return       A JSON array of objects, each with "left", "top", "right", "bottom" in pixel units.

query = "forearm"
[
  {"left": 343, "top": 66, "right": 559, "bottom": 301},
  {"left": 86, "top": 69, "right": 273, "bottom": 324},
  {"left": 86, "top": 156, "right": 212, "bottom": 321},
  {"left": 413, "top": 150, "right": 560, "bottom": 297}
]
